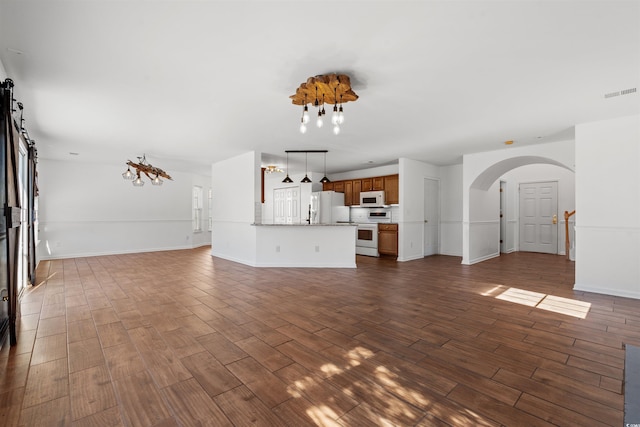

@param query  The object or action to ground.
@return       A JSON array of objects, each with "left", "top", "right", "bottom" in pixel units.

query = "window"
[{"left": 193, "top": 186, "right": 203, "bottom": 232}]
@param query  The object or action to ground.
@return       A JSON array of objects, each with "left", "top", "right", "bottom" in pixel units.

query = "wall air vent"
[{"left": 604, "top": 87, "right": 637, "bottom": 99}]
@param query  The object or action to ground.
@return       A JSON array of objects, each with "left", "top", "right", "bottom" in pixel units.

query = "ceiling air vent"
[{"left": 604, "top": 87, "right": 637, "bottom": 99}]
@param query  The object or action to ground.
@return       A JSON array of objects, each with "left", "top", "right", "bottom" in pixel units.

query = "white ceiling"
[{"left": 1, "top": 1, "right": 638, "bottom": 176}]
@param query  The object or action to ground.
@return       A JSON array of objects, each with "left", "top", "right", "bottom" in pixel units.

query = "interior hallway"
[{"left": 1, "top": 247, "right": 637, "bottom": 426}]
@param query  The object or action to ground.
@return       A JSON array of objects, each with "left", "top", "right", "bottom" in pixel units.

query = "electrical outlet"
[
  {"left": 276, "top": 245, "right": 280, "bottom": 253},
  {"left": 315, "top": 245, "right": 320, "bottom": 252}
]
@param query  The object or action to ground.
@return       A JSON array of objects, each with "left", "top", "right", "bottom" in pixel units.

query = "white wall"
[
  {"left": 500, "top": 164, "right": 575, "bottom": 255},
  {"left": 330, "top": 164, "right": 399, "bottom": 181},
  {"left": 398, "top": 157, "right": 440, "bottom": 261},
  {"left": 0, "top": 58, "right": 7, "bottom": 80},
  {"left": 37, "top": 158, "right": 210, "bottom": 259},
  {"left": 440, "top": 164, "right": 463, "bottom": 256},
  {"left": 462, "top": 140, "right": 575, "bottom": 264},
  {"left": 211, "top": 151, "right": 260, "bottom": 265},
  {"left": 574, "top": 114, "right": 640, "bottom": 298}
]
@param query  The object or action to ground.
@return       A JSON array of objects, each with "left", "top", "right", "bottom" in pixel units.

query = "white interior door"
[
  {"left": 423, "top": 178, "right": 440, "bottom": 256},
  {"left": 274, "top": 187, "right": 300, "bottom": 224},
  {"left": 519, "top": 181, "right": 558, "bottom": 254}
]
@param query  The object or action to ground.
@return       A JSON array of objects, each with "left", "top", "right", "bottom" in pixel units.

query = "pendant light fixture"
[
  {"left": 283, "top": 150, "right": 328, "bottom": 184},
  {"left": 301, "top": 152, "right": 312, "bottom": 183},
  {"left": 282, "top": 152, "right": 294, "bottom": 183},
  {"left": 320, "top": 151, "right": 331, "bottom": 183},
  {"left": 291, "top": 74, "right": 357, "bottom": 135},
  {"left": 122, "top": 154, "right": 172, "bottom": 187}
]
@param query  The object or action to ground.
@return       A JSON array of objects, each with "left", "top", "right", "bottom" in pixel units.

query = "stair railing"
[{"left": 564, "top": 210, "right": 576, "bottom": 260}]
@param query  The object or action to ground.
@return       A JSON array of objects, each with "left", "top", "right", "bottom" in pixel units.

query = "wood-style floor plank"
[{"left": 3, "top": 248, "right": 639, "bottom": 426}]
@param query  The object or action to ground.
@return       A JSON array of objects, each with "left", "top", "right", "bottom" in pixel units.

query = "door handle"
[{"left": 552, "top": 214, "right": 557, "bottom": 224}]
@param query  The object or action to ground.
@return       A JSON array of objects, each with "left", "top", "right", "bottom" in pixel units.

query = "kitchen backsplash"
[{"left": 350, "top": 206, "right": 399, "bottom": 223}]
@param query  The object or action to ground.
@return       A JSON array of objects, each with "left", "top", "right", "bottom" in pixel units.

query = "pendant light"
[
  {"left": 132, "top": 171, "right": 145, "bottom": 187},
  {"left": 299, "top": 94, "right": 309, "bottom": 134},
  {"left": 320, "top": 152, "right": 331, "bottom": 183},
  {"left": 282, "top": 152, "right": 293, "bottom": 183},
  {"left": 315, "top": 86, "right": 323, "bottom": 128},
  {"left": 122, "top": 166, "right": 135, "bottom": 180},
  {"left": 337, "top": 94, "right": 345, "bottom": 124},
  {"left": 331, "top": 87, "right": 339, "bottom": 125},
  {"left": 301, "top": 152, "right": 312, "bottom": 183}
]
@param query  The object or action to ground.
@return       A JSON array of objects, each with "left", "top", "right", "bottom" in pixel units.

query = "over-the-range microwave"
[{"left": 360, "top": 190, "right": 385, "bottom": 207}]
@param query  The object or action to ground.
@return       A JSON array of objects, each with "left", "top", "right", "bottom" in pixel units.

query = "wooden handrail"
[{"left": 564, "top": 210, "right": 576, "bottom": 260}]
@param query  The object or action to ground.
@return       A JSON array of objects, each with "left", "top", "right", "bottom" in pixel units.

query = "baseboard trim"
[
  {"left": 465, "top": 252, "right": 500, "bottom": 265},
  {"left": 574, "top": 284, "right": 640, "bottom": 300},
  {"left": 38, "top": 245, "right": 194, "bottom": 260}
]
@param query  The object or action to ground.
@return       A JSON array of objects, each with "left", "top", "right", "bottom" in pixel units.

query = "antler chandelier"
[
  {"left": 121, "top": 154, "right": 172, "bottom": 187},
  {"left": 290, "top": 73, "right": 358, "bottom": 135}
]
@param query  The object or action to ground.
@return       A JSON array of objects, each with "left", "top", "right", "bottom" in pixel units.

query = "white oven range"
[
  {"left": 355, "top": 208, "right": 392, "bottom": 257},
  {"left": 356, "top": 223, "right": 379, "bottom": 256}
]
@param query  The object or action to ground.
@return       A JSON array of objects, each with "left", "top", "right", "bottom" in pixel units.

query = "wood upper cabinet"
[
  {"left": 384, "top": 174, "right": 399, "bottom": 205},
  {"left": 372, "top": 176, "right": 384, "bottom": 191},
  {"left": 322, "top": 173, "right": 398, "bottom": 205},
  {"left": 343, "top": 180, "right": 353, "bottom": 206},
  {"left": 378, "top": 223, "right": 398, "bottom": 257},
  {"left": 352, "top": 179, "right": 362, "bottom": 206}
]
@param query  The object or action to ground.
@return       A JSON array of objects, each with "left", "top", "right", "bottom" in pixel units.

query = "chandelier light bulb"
[
  {"left": 337, "top": 107, "right": 345, "bottom": 125},
  {"left": 316, "top": 111, "right": 323, "bottom": 128},
  {"left": 300, "top": 122, "right": 307, "bottom": 134},
  {"left": 333, "top": 124, "right": 340, "bottom": 135},
  {"left": 302, "top": 107, "right": 310, "bottom": 124},
  {"left": 122, "top": 167, "right": 135, "bottom": 180}
]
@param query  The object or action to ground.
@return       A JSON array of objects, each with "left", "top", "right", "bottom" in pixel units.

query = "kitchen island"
[{"left": 253, "top": 223, "right": 357, "bottom": 268}]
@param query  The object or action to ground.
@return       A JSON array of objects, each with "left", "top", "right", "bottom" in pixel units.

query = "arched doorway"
[{"left": 462, "top": 147, "right": 574, "bottom": 265}]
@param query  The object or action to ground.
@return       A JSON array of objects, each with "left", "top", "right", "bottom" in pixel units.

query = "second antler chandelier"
[{"left": 290, "top": 73, "right": 359, "bottom": 135}]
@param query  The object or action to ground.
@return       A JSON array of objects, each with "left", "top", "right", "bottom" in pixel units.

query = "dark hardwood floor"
[{"left": 1, "top": 247, "right": 638, "bottom": 426}]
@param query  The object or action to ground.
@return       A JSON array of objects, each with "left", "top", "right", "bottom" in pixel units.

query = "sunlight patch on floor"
[
  {"left": 493, "top": 287, "right": 591, "bottom": 318},
  {"left": 496, "top": 287, "right": 545, "bottom": 307},
  {"left": 374, "top": 366, "right": 431, "bottom": 408},
  {"left": 306, "top": 405, "right": 342, "bottom": 427},
  {"left": 537, "top": 294, "right": 591, "bottom": 318},
  {"left": 291, "top": 346, "right": 431, "bottom": 425}
]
